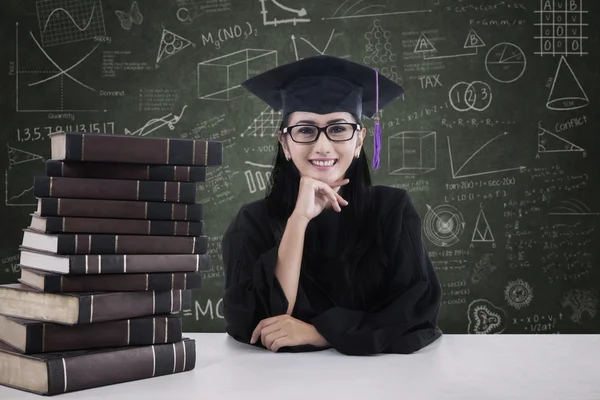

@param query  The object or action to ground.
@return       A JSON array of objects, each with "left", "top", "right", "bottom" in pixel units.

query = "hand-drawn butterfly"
[{"left": 115, "top": 1, "right": 143, "bottom": 30}]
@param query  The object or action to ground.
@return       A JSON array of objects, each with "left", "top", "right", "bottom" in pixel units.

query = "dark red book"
[
  {"left": 19, "top": 267, "right": 204, "bottom": 292},
  {"left": 0, "top": 337, "right": 195, "bottom": 396},
  {"left": 33, "top": 176, "right": 198, "bottom": 203},
  {"left": 46, "top": 160, "right": 207, "bottom": 182},
  {"left": 22, "top": 228, "right": 208, "bottom": 254},
  {"left": 0, "top": 313, "right": 183, "bottom": 353},
  {"left": 0, "top": 283, "right": 191, "bottom": 325},
  {"left": 36, "top": 197, "right": 203, "bottom": 221},
  {"left": 49, "top": 131, "right": 222, "bottom": 166},
  {"left": 29, "top": 214, "right": 203, "bottom": 236},
  {"left": 19, "top": 247, "right": 212, "bottom": 274}
]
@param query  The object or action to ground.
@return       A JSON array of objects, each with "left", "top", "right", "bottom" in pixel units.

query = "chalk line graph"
[
  {"left": 323, "top": 0, "right": 431, "bottom": 20},
  {"left": 15, "top": 22, "right": 106, "bottom": 113},
  {"left": 36, "top": 0, "right": 106, "bottom": 47},
  {"left": 447, "top": 132, "right": 526, "bottom": 179}
]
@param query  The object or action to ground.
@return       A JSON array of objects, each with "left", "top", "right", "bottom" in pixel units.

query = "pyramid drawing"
[
  {"left": 546, "top": 56, "right": 588, "bottom": 110},
  {"left": 463, "top": 29, "right": 485, "bottom": 48},
  {"left": 156, "top": 29, "right": 192, "bottom": 64},
  {"left": 240, "top": 107, "right": 281, "bottom": 137},
  {"left": 7, "top": 145, "right": 44, "bottom": 166},
  {"left": 537, "top": 125, "right": 584, "bottom": 153},
  {"left": 472, "top": 208, "right": 494, "bottom": 242}
]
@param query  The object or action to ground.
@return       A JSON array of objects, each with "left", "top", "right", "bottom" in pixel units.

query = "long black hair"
[{"left": 264, "top": 113, "right": 389, "bottom": 305}]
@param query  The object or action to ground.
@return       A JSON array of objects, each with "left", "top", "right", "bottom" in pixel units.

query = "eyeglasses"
[{"left": 282, "top": 123, "right": 360, "bottom": 143}]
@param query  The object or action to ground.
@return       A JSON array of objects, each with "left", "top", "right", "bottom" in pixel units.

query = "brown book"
[
  {"left": 0, "top": 283, "right": 191, "bottom": 325},
  {"left": 0, "top": 314, "right": 183, "bottom": 353},
  {"left": 20, "top": 267, "right": 203, "bottom": 293},
  {"left": 0, "top": 337, "right": 195, "bottom": 396},
  {"left": 46, "top": 160, "right": 207, "bottom": 182},
  {"left": 33, "top": 176, "right": 198, "bottom": 203},
  {"left": 49, "top": 131, "right": 222, "bottom": 166},
  {"left": 37, "top": 197, "right": 203, "bottom": 221},
  {"left": 29, "top": 214, "right": 203, "bottom": 236},
  {"left": 19, "top": 247, "right": 212, "bottom": 274},
  {"left": 22, "top": 228, "right": 208, "bottom": 254}
]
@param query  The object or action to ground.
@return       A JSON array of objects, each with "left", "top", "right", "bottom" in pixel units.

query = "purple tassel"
[
  {"left": 373, "top": 117, "right": 381, "bottom": 169},
  {"left": 372, "top": 68, "right": 381, "bottom": 170}
]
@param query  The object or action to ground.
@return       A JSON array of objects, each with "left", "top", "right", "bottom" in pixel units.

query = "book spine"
[
  {"left": 46, "top": 338, "right": 196, "bottom": 395},
  {"left": 39, "top": 271, "right": 203, "bottom": 292},
  {"left": 67, "top": 253, "right": 211, "bottom": 274},
  {"left": 39, "top": 198, "right": 203, "bottom": 221},
  {"left": 77, "top": 290, "right": 192, "bottom": 324},
  {"left": 55, "top": 234, "right": 208, "bottom": 254},
  {"left": 46, "top": 160, "right": 207, "bottom": 182},
  {"left": 25, "top": 315, "right": 182, "bottom": 353},
  {"left": 61, "top": 132, "right": 222, "bottom": 166},
  {"left": 44, "top": 216, "right": 203, "bottom": 236},
  {"left": 34, "top": 176, "right": 197, "bottom": 203}
]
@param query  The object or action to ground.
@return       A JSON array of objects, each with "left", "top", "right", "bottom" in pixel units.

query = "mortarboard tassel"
[{"left": 372, "top": 68, "right": 382, "bottom": 170}]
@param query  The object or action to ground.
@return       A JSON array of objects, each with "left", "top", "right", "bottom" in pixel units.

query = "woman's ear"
[
  {"left": 278, "top": 132, "right": 291, "bottom": 161},
  {"left": 355, "top": 127, "right": 367, "bottom": 158}
]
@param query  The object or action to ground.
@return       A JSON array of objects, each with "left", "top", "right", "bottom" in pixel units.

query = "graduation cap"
[{"left": 241, "top": 55, "right": 404, "bottom": 169}]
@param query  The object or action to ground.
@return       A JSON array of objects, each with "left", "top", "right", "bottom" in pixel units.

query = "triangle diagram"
[
  {"left": 472, "top": 208, "right": 494, "bottom": 242},
  {"left": 464, "top": 29, "right": 485, "bottom": 48},
  {"left": 7, "top": 145, "right": 44, "bottom": 166},
  {"left": 414, "top": 33, "right": 436, "bottom": 53},
  {"left": 537, "top": 126, "right": 584, "bottom": 152},
  {"left": 240, "top": 107, "right": 281, "bottom": 137},
  {"left": 157, "top": 29, "right": 192, "bottom": 64},
  {"left": 546, "top": 56, "right": 588, "bottom": 110}
]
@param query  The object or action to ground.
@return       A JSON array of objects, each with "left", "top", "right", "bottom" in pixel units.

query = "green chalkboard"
[{"left": 1, "top": 0, "right": 598, "bottom": 335}]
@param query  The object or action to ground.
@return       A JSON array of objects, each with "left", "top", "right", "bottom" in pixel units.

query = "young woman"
[{"left": 221, "top": 55, "right": 443, "bottom": 355}]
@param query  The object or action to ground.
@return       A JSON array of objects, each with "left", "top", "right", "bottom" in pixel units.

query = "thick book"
[
  {"left": 0, "top": 283, "right": 191, "bottom": 325},
  {"left": 33, "top": 176, "right": 198, "bottom": 203},
  {"left": 49, "top": 131, "right": 222, "bottom": 166},
  {"left": 29, "top": 213, "right": 203, "bottom": 236},
  {"left": 22, "top": 228, "right": 208, "bottom": 254},
  {"left": 46, "top": 160, "right": 207, "bottom": 182},
  {"left": 0, "top": 337, "right": 195, "bottom": 396},
  {"left": 0, "top": 313, "right": 182, "bottom": 353},
  {"left": 37, "top": 197, "right": 203, "bottom": 221},
  {"left": 19, "top": 247, "right": 212, "bottom": 274},
  {"left": 20, "top": 267, "right": 204, "bottom": 293}
]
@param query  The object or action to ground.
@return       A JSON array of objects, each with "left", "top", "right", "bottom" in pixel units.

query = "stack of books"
[{"left": 0, "top": 131, "right": 222, "bottom": 396}]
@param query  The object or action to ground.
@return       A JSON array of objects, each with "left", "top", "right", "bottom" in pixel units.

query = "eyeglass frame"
[{"left": 281, "top": 122, "right": 361, "bottom": 143}]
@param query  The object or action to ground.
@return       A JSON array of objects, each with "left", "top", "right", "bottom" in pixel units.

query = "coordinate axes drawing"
[
  {"left": 15, "top": 22, "right": 106, "bottom": 113},
  {"left": 323, "top": 1, "right": 431, "bottom": 20},
  {"left": 447, "top": 132, "right": 526, "bottom": 179},
  {"left": 260, "top": 0, "right": 310, "bottom": 26},
  {"left": 36, "top": 0, "right": 106, "bottom": 47}
]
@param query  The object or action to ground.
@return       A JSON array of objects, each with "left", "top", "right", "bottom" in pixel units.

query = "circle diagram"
[
  {"left": 448, "top": 81, "right": 492, "bottom": 112},
  {"left": 424, "top": 204, "right": 465, "bottom": 247},
  {"left": 485, "top": 42, "right": 526, "bottom": 83}
]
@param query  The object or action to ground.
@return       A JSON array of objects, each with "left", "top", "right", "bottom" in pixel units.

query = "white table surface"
[{"left": 1, "top": 333, "right": 599, "bottom": 399}]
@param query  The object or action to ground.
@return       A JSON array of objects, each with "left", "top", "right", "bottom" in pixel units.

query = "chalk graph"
[
  {"left": 15, "top": 23, "right": 105, "bottom": 113},
  {"left": 36, "top": 0, "right": 106, "bottom": 47},
  {"left": 5, "top": 145, "right": 45, "bottom": 207}
]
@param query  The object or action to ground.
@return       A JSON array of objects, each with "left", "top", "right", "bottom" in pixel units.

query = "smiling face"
[{"left": 278, "top": 111, "right": 366, "bottom": 188}]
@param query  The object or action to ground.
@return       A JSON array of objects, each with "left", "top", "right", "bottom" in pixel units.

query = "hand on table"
[{"left": 250, "top": 314, "right": 329, "bottom": 352}]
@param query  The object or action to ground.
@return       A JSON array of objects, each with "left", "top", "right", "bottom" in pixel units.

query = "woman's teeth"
[{"left": 310, "top": 160, "right": 336, "bottom": 166}]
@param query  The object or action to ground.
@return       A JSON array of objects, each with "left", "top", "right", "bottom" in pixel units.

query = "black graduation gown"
[{"left": 221, "top": 185, "right": 443, "bottom": 355}]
